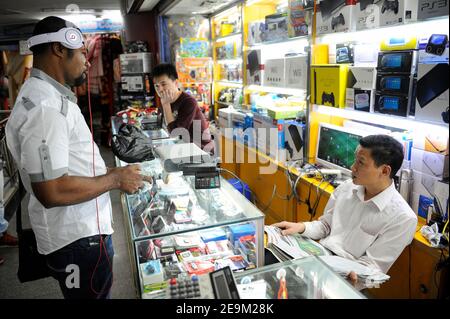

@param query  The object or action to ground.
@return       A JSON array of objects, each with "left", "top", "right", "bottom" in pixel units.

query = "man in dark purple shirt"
[{"left": 152, "top": 63, "right": 214, "bottom": 154}]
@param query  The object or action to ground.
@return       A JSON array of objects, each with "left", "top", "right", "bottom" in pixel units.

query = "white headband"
[{"left": 27, "top": 27, "right": 84, "bottom": 50}]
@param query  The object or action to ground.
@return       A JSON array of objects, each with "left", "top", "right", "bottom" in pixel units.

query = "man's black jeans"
[{"left": 46, "top": 234, "right": 114, "bottom": 299}]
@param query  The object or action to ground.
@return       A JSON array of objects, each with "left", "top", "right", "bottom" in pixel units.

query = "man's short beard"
[{"left": 71, "top": 72, "right": 87, "bottom": 87}]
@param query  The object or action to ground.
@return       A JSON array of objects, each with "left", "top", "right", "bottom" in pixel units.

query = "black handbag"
[
  {"left": 111, "top": 123, "right": 155, "bottom": 163},
  {"left": 16, "top": 187, "right": 50, "bottom": 283}
]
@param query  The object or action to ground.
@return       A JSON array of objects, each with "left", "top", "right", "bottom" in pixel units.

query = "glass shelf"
[
  {"left": 234, "top": 256, "right": 365, "bottom": 299},
  {"left": 214, "top": 32, "right": 242, "bottom": 43}
]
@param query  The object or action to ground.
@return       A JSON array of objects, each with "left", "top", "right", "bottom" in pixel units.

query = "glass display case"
[
  {"left": 234, "top": 256, "right": 365, "bottom": 299},
  {"left": 112, "top": 117, "right": 265, "bottom": 299}
]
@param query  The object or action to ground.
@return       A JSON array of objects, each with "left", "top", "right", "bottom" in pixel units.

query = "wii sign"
[{"left": 285, "top": 55, "right": 308, "bottom": 89}]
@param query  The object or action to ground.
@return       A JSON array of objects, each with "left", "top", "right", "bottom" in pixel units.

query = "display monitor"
[{"left": 316, "top": 123, "right": 368, "bottom": 175}]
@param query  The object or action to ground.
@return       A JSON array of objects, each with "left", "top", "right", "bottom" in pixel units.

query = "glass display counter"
[
  {"left": 234, "top": 256, "right": 365, "bottom": 299},
  {"left": 112, "top": 117, "right": 265, "bottom": 298}
]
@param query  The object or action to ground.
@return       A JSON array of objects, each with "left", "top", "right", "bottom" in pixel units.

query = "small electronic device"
[
  {"left": 166, "top": 266, "right": 240, "bottom": 299},
  {"left": 381, "top": 0, "right": 399, "bottom": 14},
  {"left": 316, "top": 123, "right": 367, "bottom": 175},
  {"left": 374, "top": 94, "right": 409, "bottom": 116},
  {"left": 377, "top": 75, "right": 411, "bottom": 94},
  {"left": 377, "top": 51, "right": 414, "bottom": 73},
  {"left": 151, "top": 215, "right": 168, "bottom": 234},
  {"left": 195, "top": 171, "right": 221, "bottom": 189},
  {"left": 425, "top": 34, "right": 448, "bottom": 56}
]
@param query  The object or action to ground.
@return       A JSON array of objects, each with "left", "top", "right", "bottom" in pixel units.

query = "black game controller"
[
  {"left": 331, "top": 13, "right": 345, "bottom": 30},
  {"left": 381, "top": 0, "right": 399, "bottom": 14},
  {"left": 426, "top": 34, "right": 448, "bottom": 56},
  {"left": 322, "top": 92, "right": 335, "bottom": 106}
]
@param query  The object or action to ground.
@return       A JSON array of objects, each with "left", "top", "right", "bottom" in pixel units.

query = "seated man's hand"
[
  {"left": 347, "top": 271, "right": 358, "bottom": 286},
  {"left": 272, "top": 221, "right": 305, "bottom": 236}
]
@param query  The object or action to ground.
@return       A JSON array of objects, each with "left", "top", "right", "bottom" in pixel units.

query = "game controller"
[
  {"left": 322, "top": 92, "right": 335, "bottom": 106},
  {"left": 331, "top": 13, "right": 345, "bottom": 30},
  {"left": 426, "top": 34, "right": 448, "bottom": 56},
  {"left": 381, "top": 0, "right": 399, "bottom": 14}
]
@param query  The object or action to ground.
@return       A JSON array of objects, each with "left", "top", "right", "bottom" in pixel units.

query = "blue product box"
[
  {"left": 228, "top": 223, "right": 256, "bottom": 244},
  {"left": 418, "top": 194, "right": 433, "bottom": 219},
  {"left": 200, "top": 228, "right": 228, "bottom": 243}
]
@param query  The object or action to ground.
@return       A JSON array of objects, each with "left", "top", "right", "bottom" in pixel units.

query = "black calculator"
[{"left": 194, "top": 171, "right": 221, "bottom": 189}]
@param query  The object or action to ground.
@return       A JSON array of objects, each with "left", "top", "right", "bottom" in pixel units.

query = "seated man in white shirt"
[{"left": 273, "top": 135, "right": 418, "bottom": 286}]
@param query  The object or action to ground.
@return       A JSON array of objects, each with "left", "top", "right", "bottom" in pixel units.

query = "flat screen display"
[
  {"left": 382, "top": 97, "right": 400, "bottom": 110},
  {"left": 385, "top": 77, "right": 402, "bottom": 90},
  {"left": 383, "top": 55, "right": 402, "bottom": 68},
  {"left": 317, "top": 125, "right": 363, "bottom": 170}
]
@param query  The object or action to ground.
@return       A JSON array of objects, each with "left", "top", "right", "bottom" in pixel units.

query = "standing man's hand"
[
  {"left": 272, "top": 221, "right": 306, "bottom": 236},
  {"left": 109, "top": 164, "right": 144, "bottom": 194}
]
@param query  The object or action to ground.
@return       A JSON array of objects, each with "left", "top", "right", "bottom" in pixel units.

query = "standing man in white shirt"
[
  {"left": 274, "top": 135, "right": 417, "bottom": 285},
  {"left": 6, "top": 16, "right": 145, "bottom": 299}
]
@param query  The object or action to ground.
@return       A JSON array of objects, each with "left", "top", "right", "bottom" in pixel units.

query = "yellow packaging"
[
  {"left": 310, "top": 64, "right": 349, "bottom": 108},
  {"left": 311, "top": 44, "right": 329, "bottom": 64},
  {"left": 220, "top": 23, "right": 234, "bottom": 37},
  {"left": 380, "top": 37, "right": 418, "bottom": 51}
]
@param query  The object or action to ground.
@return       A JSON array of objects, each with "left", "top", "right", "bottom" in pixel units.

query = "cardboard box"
[
  {"left": 246, "top": 50, "right": 263, "bottom": 85},
  {"left": 415, "top": 63, "right": 449, "bottom": 125},
  {"left": 355, "top": 2, "right": 381, "bottom": 30},
  {"left": 288, "top": 0, "right": 311, "bottom": 37},
  {"left": 248, "top": 21, "right": 265, "bottom": 46},
  {"left": 379, "top": 0, "right": 405, "bottom": 26},
  {"left": 353, "top": 43, "right": 379, "bottom": 67},
  {"left": 265, "top": 12, "right": 289, "bottom": 42},
  {"left": 264, "top": 59, "right": 286, "bottom": 87},
  {"left": 346, "top": 88, "right": 375, "bottom": 112},
  {"left": 411, "top": 170, "right": 441, "bottom": 218},
  {"left": 311, "top": 64, "right": 349, "bottom": 108},
  {"left": 418, "top": 35, "right": 449, "bottom": 64},
  {"left": 253, "top": 113, "right": 287, "bottom": 156},
  {"left": 405, "top": 0, "right": 450, "bottom": 21},
  {"left": 316, "top": 4, "right": 356, "bottom": 34},
  {"left": 347, "top": 66, "right": 377, "bottom": 89},
  {"left": 411, "top": 147, "right": 447, "bottom": 178},
  {"left": 284, "top": 120, "right": 305, "bottom": 161},
  {"left": 411, "top": 131, "right": 449, "bottom": 154},
  {"left": 218, "top": 107, "right": 240, "bottom": 129},
  {"left": 285, "top": 55, "right": 308, "bottom": 89},
  {"left": 140, "top": 260, "right": 164, "bottom": 286}
]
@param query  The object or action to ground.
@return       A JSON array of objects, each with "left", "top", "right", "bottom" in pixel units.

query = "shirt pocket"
[{"left": 343, "top": 227, "right": 377, "bottom": 259}]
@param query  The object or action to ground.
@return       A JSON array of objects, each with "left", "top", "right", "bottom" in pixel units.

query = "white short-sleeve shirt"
[{"left": 6, "top": 68, "right": 113, "bottom": 255}]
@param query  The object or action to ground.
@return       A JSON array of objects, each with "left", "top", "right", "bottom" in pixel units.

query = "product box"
[
  {"left": 265, "top": 12, "right": 289, "bottom": 42},
  {"left": 218, "top": 107, "right": 240, "bottom": 129},
  {"left": 405, "top": 0, "right": 449, "bottom": 21},
  {"left": 411, "top": 130, "right": 449, "bottom": 154},
  {"left": 411, "top": 170, "right": 441, "bottom": 218},
  {"left": 264, "top": 59, "right": 286, "bottom": 87},
  {"left": 285, "top": 55, "right": 308, "bottom": 89},
  {"left": 288, "top": 0, "right": 311, "bottom": 37},
  {"left": 347, "top": 66, "right": 377, "bottom": 89},
  {"left": 253, "top": 113, "right": 287, "bottom": 156},
  {"left": 176, "top": 57, "right": 212, "bottom": 83},
  {"left": 311, "top": 64, "right": 349, "bottom": 108},
  {"left": 411, "top": 147, "right": 447, "bottom": 179},
  {"left": 284, "top": 120, "right": 305, "bottom": 161},
  {"left": 355, "top": 2, "right": 381, "bottom": 30},
  {"left": 379, "top": 0, "right": 405, "bottom": 27},
  {"left": 415, "top": 63, "right": 449, "bottom": 125},
  {"left": 380, "top": 36, "right": 418, "bottom": 51},
  {"left": 200, "top": 228, "right": 228, "bottom": 243},
  {"left": 248, "top": 21, "right": 265, "bottom": 46},
  {"left": 266, "top": 105, "right": 304, "bottom": 120},
  {"left": 336, "top": 43, "right": 355, "bottom": 64},
  {"left": 228, "top": 223, "right": 256, "bottom": 244},
  {"left": 353, "top": 43, "right": 379, "bottom": 67},
  {"left": 140, "top": 260, "right": 164, "bottom": 286},
  {"left": 246, "top": 50, "right": 263, "bottom": 86},
  {"left": 316, "top": 4, "right": 356, "bottom": 34},
  {"left": 346, "top": 88, "right": 376, "bottom": 112},
  {"left": 418, "top": 34, "right": 449, "bottom": 64}
]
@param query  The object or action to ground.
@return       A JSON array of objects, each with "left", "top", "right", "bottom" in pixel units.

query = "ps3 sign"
[{"left": 418, "top": 0, "right": 448, "bottom": 19}]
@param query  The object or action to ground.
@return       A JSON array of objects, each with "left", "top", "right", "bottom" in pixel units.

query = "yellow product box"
[
  {"left": 380, "top": 36, "right": 418, "bottom": 51},
  {"left": 310, "top": 64, "right": 349, "bottom": 108}
]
